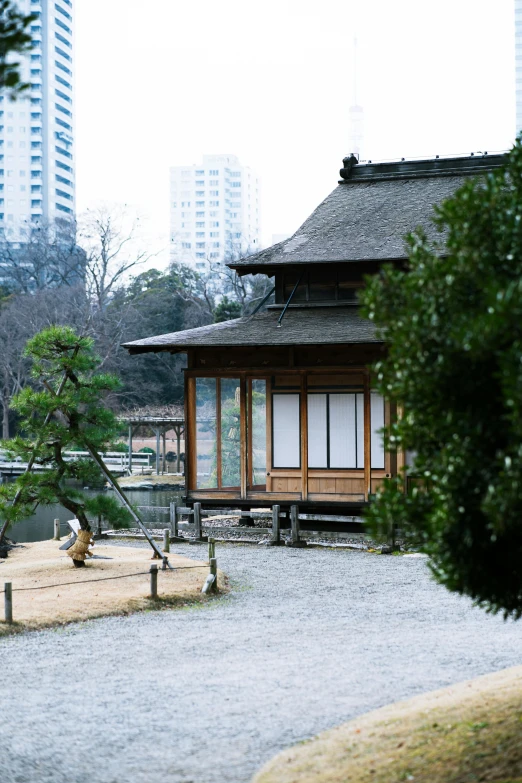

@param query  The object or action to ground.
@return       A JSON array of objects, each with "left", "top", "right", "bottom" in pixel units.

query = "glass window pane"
[
  {"left": 308, "top": 394, "right": 327, "bottom": 468},
  {"left": 356, "top": 393, "right": 364, "bottom": 468},
  {"left": 221, "top": 378, "right": 241, "bottom": 488},
  {"left": 251, "top": 380, "right": 267, "bottom": 485},
  {"left": 273, "top": 394, "right": 300, "bottom": 467},
  {"left": 371, "top": 392, "right": 385, "bottom": 469},
  {"left": 196, "top": 378, "right": 217, "bottom": 489},
  {"left": 330, "top": 394, "right": 357, "bottom": 468}
]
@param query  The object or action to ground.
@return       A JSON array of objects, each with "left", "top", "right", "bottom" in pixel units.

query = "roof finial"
[{"left": 340, "top": 154, "right": 359, "bottom": 179}]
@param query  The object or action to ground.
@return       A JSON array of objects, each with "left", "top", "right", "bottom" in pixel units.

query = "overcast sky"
[{"left": 75, "top": 0, "right": 516, "bottom": 264}]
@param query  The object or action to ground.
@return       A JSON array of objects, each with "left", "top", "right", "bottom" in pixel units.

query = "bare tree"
[
  {"left": 0, "top": 218, "right": 86, "bottom": 293},
  {"left": 79, "top": 205, "right": 157, "bottom": 312},
  {"left": 206, "top": 238, "right": 274, "bottom": 316}
]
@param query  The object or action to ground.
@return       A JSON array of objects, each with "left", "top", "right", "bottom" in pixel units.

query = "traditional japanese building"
[{"left": 124, "top": 153, "right": 505, "bottom": 515}]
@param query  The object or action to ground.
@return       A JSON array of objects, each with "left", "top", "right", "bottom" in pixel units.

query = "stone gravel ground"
[{"left": 1, "top": 542, "right": 521, "bottom": 783}]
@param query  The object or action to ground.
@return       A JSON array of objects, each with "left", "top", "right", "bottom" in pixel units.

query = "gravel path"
[{"left": 1, "top": 543, "right": 521, "bottom": 783}]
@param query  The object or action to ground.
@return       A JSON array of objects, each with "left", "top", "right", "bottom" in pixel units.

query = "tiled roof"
[
  {"left": 230, "top": 154, "right": 506, "bottom": 272},
  {"left": 123, "top": 306, "right": 381, "bottom": 354}
]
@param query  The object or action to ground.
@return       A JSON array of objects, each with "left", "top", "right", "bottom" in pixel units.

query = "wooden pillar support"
[
  {"left": 268, "top": 504, "right": 282, "bottom": 546},
  {"left": 286, "top": 504, "right": 307, "bottom": 548},
  {"left": 239, "top": 376, "right": 247, "bottom": 499},
  {"left": 300, "top": 373, "right": 308, "bottom": 502},
  {"left": 176, "top": 426, "right": 182, "bottom": 474},
  {"left": 128, "top": 424, "right": 133, "bottom": 474},
  {"left": 193, "top": 502, "right": 207, "bottom": 542},
  {"left": 185, "top": 375, "right": 196, "bottom": 491},
  {"left": 162, "top": 430, "right": 167, "bottom": 474},
  {"left": 363, "top": 371, "right": 371, "bottom": 502},
  {"left": 169, "top": 502, "right": 183, "bottom": 541}
]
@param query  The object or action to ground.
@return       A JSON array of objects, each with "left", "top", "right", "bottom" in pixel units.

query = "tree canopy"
[
  {"left": 362, "top": 141, "right": 522, "bottom": 619},
  {"left": 0, "top": 326, "right": 132, "bottom": 546},
  {"left": 0, "top": 0, "right": 36, "bottom": 97}
]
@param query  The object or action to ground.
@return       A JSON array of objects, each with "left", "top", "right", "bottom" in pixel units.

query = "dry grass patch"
[
  {"left": 253, "top": 666, "right": 522, "bottom": 783},
  {"left": 0, "top": 539, "right": 226, "bottom": 636}
]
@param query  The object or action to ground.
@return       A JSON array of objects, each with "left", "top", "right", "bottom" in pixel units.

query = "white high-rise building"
[
  {"left": 169, "top": 154, "right": 260, "bottom": 270},
  {"left": 0, "top": 0, "right": 75, "bottom": 236},
  {"left": 517, "top": 0, "right": 522, "bottom": 134}
]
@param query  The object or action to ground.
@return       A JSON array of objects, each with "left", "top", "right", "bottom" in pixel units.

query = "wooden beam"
[{"left": 363, "top": 370, "right": 371, "bottom": 501}]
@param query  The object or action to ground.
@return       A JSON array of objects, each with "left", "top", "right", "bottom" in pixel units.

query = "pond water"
[{"left": 8, "top": 488, "right": 184, "bottom": 543}]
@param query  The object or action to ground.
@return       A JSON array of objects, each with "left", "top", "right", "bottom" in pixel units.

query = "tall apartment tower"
[
  {"left": 515, "top": 0, "right": 522, "bottom": 135},
  {"left": 0, "top": 0, "right": 75, "bottom": 236},
  {"left": 169, "top": 154, "right": 260, "bottom": 270}
]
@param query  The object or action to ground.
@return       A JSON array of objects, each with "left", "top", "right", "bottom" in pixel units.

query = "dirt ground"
[
  {"left": 0, "top": 539, "right": 224, "bottom": 635},
  {"left": 253, "top": 665, "right": 522, "bottom": 783}
]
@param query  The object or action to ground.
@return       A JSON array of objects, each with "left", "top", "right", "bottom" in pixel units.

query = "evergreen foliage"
[
  {"left": 0, "top": 326, "right": 132, "bottom": 538},
  {"left": 361, "top": 140, "right": 522, "bottom": 618},
  {"left": 0, "top": 0, "right": 36, "bottom": 97}
]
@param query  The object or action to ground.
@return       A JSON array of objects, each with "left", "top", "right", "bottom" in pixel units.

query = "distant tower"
[
  {"left": 0, "top": 0, "right": 75, "bottom": 236},
  {"left": 516, "top": 0, "right": 522, "bottom": 134},
  {"left": 348, "top": 37, "right": 364, "bottom": 159}
]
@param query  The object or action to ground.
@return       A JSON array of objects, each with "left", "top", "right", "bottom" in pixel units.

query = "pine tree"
[{"left": 0, "top": 326, "right": 132, "bottom": 564}]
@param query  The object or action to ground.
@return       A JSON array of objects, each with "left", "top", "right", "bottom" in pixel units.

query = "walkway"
[{"left": 1, "top": 544, "right": 521, "bottom": 783}]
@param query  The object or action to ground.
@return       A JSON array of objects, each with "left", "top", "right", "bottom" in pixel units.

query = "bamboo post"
[
  {"left": 163, "top": 528, "right": 170, "bottom": 553},
  {"left": 269, "top": 504, "right": 281, "bottom": 545},
  {"left": 53, "top": 518, "right": 60, "bottom": 541},
  {"left": 208, "top": 537, "right": 215, "bottom": 560},
  {"left": 209, "top": 557, "right": 218, "bottom": 593},
  {"left": 150, "top": 564, "right": 158, "bottom": 598},
  {"left": 4, "top": 582, "right": 12, "bottom": 624}
]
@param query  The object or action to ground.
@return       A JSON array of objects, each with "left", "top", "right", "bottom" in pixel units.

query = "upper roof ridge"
[{"left": 339, "top": 152, "right": 506, "bottom": 183}]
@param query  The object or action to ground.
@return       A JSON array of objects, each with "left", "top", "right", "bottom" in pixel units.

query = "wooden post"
[
  {"left": 286, "top": 504, "right": 307, "bottom": 547},
  {"left": 150, "top": 564, "right": 158, "bottom": 598},
  {"left": 53, "top": 518, "right": 60, "bottom": 541},
  {"left": 4, "top": 582, "right": 12, "bottom": 623},
  {"left": 239, "top": 376, "right": 247, "bottom": 499},
  {"left": 185, "top": 375, "right": 197, "bottom": 491},
  {"left": 176, "top": 426, "right": 181, "bottom": 474},
  {"left": 208, "top": 537, "right": 215, "bottom": 560},
  {"left": 155, "top": 428, "right": 160, "bottom": 475},
  {"left": 163, "top": 528, "right": 170, "bottom": 553},
  {"left": 128, "top": 424, "right": 133, "bottom": 474},
  {"left": 209, "top": 557, "right": 218, "bottom": 593},
  {"left": 193, "top": 502, "right": 206, "bottom": 541},
  {"left": 162, "top": 430, "right": 167, "bottom": 474},
  {"left": 363, "top": 371, "right": 371, "bottom": 502},
  {"left": 268, "top": 504, "right": 281, "bottom": 546},
  {"left": 300, "top": 373, "right": 308, "bottom": 501},
  {"left": 169, "top": 502, "right": 178, "bottom": 537}
]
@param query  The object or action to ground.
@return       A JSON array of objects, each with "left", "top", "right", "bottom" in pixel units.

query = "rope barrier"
[{"left": 0, "top": 563, "right": 210, "bottom": 593}]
